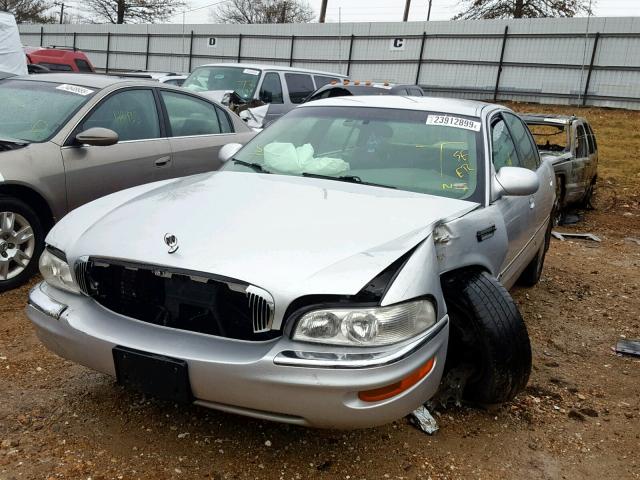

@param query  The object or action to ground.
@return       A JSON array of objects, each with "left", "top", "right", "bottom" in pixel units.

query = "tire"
[
  {"left": 518, "top": 215, "right": 552, "bottom": 287},
  {"left": 442, "top": 270, "right": 532, "bottom": 404},
  {"left": 0, "top": 196, "right": 44, "bottom": 292}
]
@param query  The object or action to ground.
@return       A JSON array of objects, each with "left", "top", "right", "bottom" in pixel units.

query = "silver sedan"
[
  {"left": 0, "top": 73, "right": 255, "bottom": 290},
  {"left": 27, "top": 96, "right": 555, "bottom": 428}
]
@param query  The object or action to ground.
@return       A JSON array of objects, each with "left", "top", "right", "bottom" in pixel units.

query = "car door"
[
  {"left": 583, "top": 122, "right": 598, "bottom": 185},
  {"left": 257, "top": 71, "right": 287, "bottom": 125},
  {"left": 159, "top": 89, "right": 240, "bottom": 175},
  {"left": 61, "top": 88, "right": 173, "bottom": 212},
  {"left": 490, "top": 114, "right": 533, "bottom": 282},
  {"left": 503, "top": 112, "right": 554, "bottom": 237},
  {"left": 569, "top": 122, "right": 590, "bottom": 200}
]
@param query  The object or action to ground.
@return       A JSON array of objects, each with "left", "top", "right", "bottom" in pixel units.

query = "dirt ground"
[{"left": 1, "top": 103, "right": 639, "bottom": 480}]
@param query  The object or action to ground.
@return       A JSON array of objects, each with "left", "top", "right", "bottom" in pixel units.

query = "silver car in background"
[
  {"left": 0, "top": 73, "right": 255, "bottom": 290},
  {"left": 28, "top": 96, "right": 555, "bottom": 428}
]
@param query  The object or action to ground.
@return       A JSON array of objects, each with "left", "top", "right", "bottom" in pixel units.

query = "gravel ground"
[{"left": 1, "top": 104, "right": 639, "bottom": 480}]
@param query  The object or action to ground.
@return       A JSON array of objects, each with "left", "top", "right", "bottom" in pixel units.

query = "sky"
[{"left": 166, "top": 0, "right": 640, "bottom": 24}]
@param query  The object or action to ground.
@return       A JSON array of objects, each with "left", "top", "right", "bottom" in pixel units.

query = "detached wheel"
[
  {"left": 442, "top": 270, "right": 532, "bottom": 405},
  {"left": 0, "top": 197, "right": 44, "bottom": 292}
]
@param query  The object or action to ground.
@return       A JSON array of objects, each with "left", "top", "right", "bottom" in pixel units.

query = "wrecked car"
[
  {"left": 522, "top": 114, "right": 598, "bottom": 221},
  {"left": 27, "top": 96, "right": 555, "bottom": 429}
]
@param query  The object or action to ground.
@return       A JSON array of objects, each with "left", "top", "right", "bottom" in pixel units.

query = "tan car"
[{"left": 0, "top": 73, "right": 255, "bottom": 291}]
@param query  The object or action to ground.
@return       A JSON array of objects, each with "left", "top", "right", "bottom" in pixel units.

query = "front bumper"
[{"left": 27, "top": 282, "right": 449, "bottom": 429}]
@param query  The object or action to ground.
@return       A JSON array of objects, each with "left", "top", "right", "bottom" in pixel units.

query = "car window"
[
  {"left": 492, "top": 118, "right": 520, "bottom": 170},
  {"left": 83, "top": 89, "right": 160, "bottom": 142},
  {"left": 285, "top": 73, "right": 315, "bottom": 104},
  {"left": 75, "top": 59, "right": 92, "bottom": 72},
  {"left": 215, "top": 105, "right": 233, "bottom": 133},
  {"left": 259, "top": 72, "right": 283, "bottom": 104},
  {"left": 575, "top": 124, "right": 588, "bottom": 157},
  {"left": 160, "top": 91, "right": 223, "bottom": 136},
  {"left": 0, "top": 79, "right": 95, "bottom": 142},
  {"left": 409, "top": 87, "right": 423, "bottom": 96},
  {"left": 38, "top": 62, "right": 73, "bottom": 72},
  {"left": 504, "top": 113, "right": 539, "bottom": 170},
  {"left": 183, "top": 66, "right": 260, "bottom": 102},
  {"left": 314, "top": 75, "right": 341, "bottom": 88},
  {"left": 223, "top": 106, "right": 484, "bottom": 202},
  {"left": 582, "top": 123, "right": 595, "bottom": 154}
]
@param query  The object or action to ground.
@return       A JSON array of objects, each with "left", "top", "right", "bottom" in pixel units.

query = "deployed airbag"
[{"left": 264, "top": 142, "right": 349, "bottom": 175}]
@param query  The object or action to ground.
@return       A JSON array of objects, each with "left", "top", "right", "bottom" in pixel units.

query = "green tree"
[
  {"left": 82, "top": 0, "right": 184, "bottom": 24},
  {"left": 454, "top": 0, "right": 594, "bottom": 19},
  {"left": 0, "top": 0, "right": 56, "bottom": 23},
  {"left": 211, "top": 0, "right": 314, "bottom": 24}
]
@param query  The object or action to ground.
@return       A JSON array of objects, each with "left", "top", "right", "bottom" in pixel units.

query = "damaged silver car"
[
  {"left": 27, "top": 96, "right": 555, "bottom": 429},
  {"left": 522, "top": 114, "right": 598, "bottom": 222}
]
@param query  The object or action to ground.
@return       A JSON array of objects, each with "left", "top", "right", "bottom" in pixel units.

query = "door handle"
[
  {"left": 154, "top": 156, "right": 171, "bottom": 167},
  {"left": 529, "top": 197, "right": 535, "bottom": 209}
]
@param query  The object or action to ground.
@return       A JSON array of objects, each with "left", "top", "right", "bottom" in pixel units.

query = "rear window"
[
  {"left": 314, "top": 75, "right": 342, "bottom": 88},
  {"left": 75, "top": 59, "right": 93, "bottom": 72},
  {"left": 285, "top": 73, "right": 314, "bottom": 104},
  {"left": 525, "top": 122, "right": 568, "bottom": 153},
  {"left": 38, "top": 62, "right": 73, "bottom": 72}
]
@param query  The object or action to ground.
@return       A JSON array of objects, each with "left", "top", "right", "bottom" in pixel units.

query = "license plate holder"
[{"left": 112, "top": 346, "right": 192, "bottom": 403}]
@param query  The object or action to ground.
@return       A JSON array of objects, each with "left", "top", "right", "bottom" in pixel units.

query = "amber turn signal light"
[{"left": 358, "top": 357, "right": 435, "bottom": 403}]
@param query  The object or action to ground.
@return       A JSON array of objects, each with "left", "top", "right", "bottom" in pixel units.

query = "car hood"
[{"left": 49, "top": 171, "right": 478, "bottom": 317}]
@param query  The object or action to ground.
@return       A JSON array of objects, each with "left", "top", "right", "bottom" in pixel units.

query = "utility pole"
[
  {"left": 403, "top": 0, "right": 411, "bottom": 21},
  {"left": 427, "top": 0, "right": 432, "bottom": 21},
  {"left": 319, "top": 0, "right": 328, "bottom": 23},
  {"left": 59, "top": 2, "right": 64, "bottom": 24}
]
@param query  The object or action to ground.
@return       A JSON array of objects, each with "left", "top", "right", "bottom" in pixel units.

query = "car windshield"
[
  {"left": 0, "top": 79, "right": 96, "bottom": 142},
  {"left": 183, "top": 66, "right": 261, "bottom": 101},
  {"left": 525, "top": 122, "right": 569, "bottom": 153},
  {"left": 223, "top": 106, "right": 484, "bottom": 201}
]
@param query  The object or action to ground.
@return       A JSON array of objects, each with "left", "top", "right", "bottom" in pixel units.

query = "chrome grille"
[
  {"left": 74, "top": 258, "right": 90, "bottom": 295},
  {"left": 246, "top": 285, "right": 274, "bottom": 334}
]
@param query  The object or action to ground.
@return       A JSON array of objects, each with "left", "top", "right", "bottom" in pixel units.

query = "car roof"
[
  {"left": 10, "top": 73, "right": 161, "bottom": 89},
  {"left": 520, "top": 113, "right": 581, "bottom": 125},
  {"left": 194, "top": 62, "right": 348, "bottom": 78},
  {"left": 301, "top": 95, "right": 496, "bottom": 117}
]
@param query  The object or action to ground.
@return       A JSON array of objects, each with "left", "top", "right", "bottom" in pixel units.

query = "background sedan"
[{"left": 0, "top": 73, "right": 255, "bottom": 290}]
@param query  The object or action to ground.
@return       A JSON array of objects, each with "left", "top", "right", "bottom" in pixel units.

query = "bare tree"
[
  {"left": 454, "top": 0, "right": 594, "bottom": 19},
  {"left": 0, "top": 0, "right": 56, "bottom": 23},
  {"left": 211, "top": 0, "right": 315, "bottom": 24},
  {"left": 82, "top": 0, "right": 184, "bottom": 24}
]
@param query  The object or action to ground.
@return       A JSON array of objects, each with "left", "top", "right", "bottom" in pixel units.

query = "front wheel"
[
  {"left": 0, "top": 197, "right": 44, "bottom": 292},
  {"left": 441, "top": 270, "right": 532, "bottom": 405}
]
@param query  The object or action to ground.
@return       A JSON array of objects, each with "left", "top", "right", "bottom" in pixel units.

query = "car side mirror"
[
  {"left": 492, "top": 166, "right": 539, "bottom": 200},
  {"left": 75, "top": 127, "right": 119, "bottom": 147},
  {"left": 218, "top": 143, "right": 243, "bottom": 163}
]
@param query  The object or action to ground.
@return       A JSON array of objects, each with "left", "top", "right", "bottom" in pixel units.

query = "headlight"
[
  {"left": 39, "top": 248, "right": 80, "bottom": 294},
  {"left": 292, "top": 299, "right": 436, "bottom": 347}
]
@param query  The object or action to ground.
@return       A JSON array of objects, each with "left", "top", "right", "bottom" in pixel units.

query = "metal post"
[
  {"left": 403, "top": 0, "right": 411, "bottom": 21},
  {"left": 319, "top": 0, "right": 328, "bottom": 23},
  {"left": 72, "top": 32, "right": 77, "bottom": 50},
  {"left": 493, "top": 26, "right": 509, "bottom": 102},
  {"left": 39, "top": 26, "right": 44, "bottom": 46},
  {"left": 105, "top": 32, "right": 111, "bottom": 74},
  {"left": 237, "top": 34, "right": 243, "bottom": 63},
  {"left": 427, "top": 0, "right": 432, "bottom": 20},
  {"left": 415, "top": 31, "right": 427, "bottom": 84},
  {"left": 145, "top": 33, "right": 150, "bottom": 70},
  {"left": 289, "top": 35, "right": 295, "bottom": 67},
  {"left": 188, "top": 30, "right": 194, "bottom": 72},
  {"left": 346, "top": 34, "right": 355, "bottom": 76},
  {"left": 582, "top": 32, "right": 600, "bottom": 106}
]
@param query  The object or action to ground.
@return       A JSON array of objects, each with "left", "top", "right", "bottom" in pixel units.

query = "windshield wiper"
[
  {"left": 232, "top": 159, "right": 271, "bottom": 173},
  {"left": 0, "top": 137, "right": 29, "bottom": 151},
  {"left": 301, "top": 172, "right": 396, "bottom": 189}
]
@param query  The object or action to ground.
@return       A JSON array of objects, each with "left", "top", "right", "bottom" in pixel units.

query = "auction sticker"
[
  {"left": 426, "top": 115, "right": 481, "bottom": 132},
  {"left": 243, "top": 68, "right": 260, "bottom": 76},
  {"left": 56, "top": 84, "right": 94, "bottom": 96}
]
